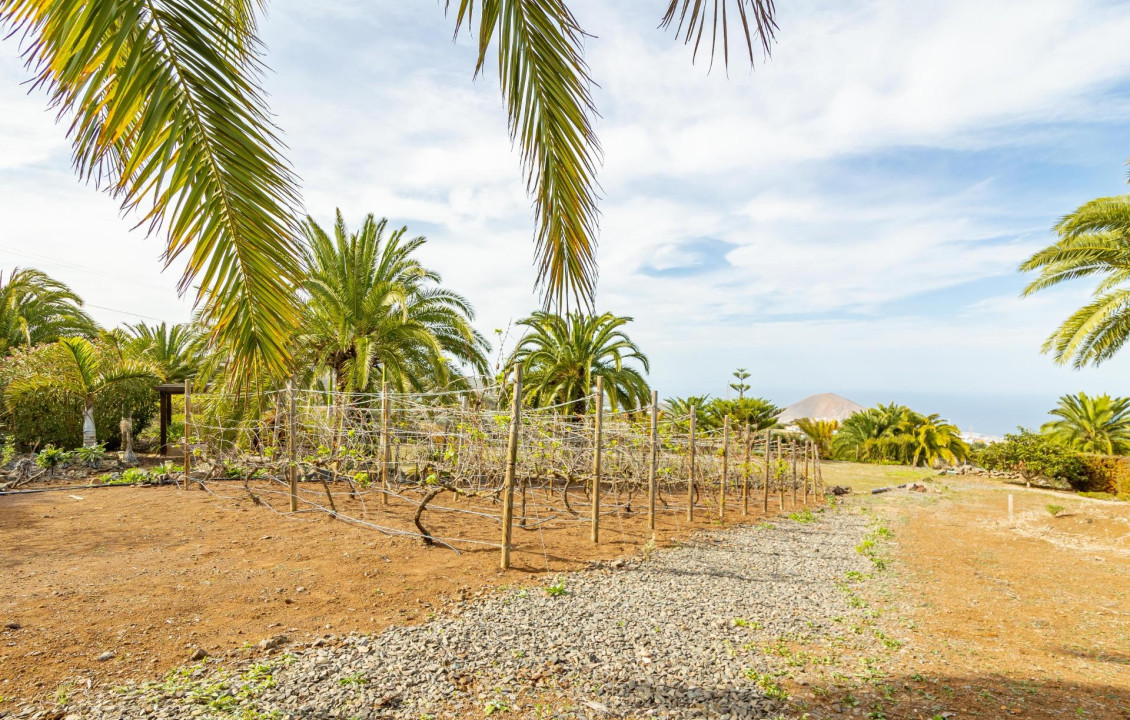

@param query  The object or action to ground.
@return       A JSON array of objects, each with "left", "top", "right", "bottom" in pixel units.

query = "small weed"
[
  {"left": 1046, "top": 504, "right": 1064, "bottom": 517},
  {"left": 844, "top": 570, "right": 865, "bottom": 582},
  {"left": 745, "top": 670, "right": 788, "bottom": 701},
  {"left": 338, "top": 673, "right": 366, "bottom": 687},
  {"left": 545, "top": 578, "right": 568, "bottom": 597},
  {"left": 788, "top": 508, "right": 817, "bottom": 523},
  {"left": 484, "top": 699, "right": 509, "bottom": 715},
  {"left": 733, "top": 617, "right": 761, "bottom": 630}
]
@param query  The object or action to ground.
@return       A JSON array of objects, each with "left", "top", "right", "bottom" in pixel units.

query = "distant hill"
[{"left": 778, "top": 393, "right": 863, "bottom": 423}]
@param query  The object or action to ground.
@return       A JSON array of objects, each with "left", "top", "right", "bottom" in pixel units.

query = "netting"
[{"left": 183, "top": 381, "right": 824, "bottom": 557}]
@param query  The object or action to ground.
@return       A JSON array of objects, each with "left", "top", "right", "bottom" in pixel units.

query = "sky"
[{"left": 3, "top": 0, "right": 1130, "bottom": 435}]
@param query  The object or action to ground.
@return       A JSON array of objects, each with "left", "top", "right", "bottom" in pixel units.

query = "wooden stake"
[
  {"left": 791, "top": 439, "right": 799, "bottom": 507},
  {"left": 742, "top": 421, "right": 751, "bottom": 516},
  {"left": 381, "top": 382, "right": 391, "bottom": 506},
  {"left": 720, "top": 415, "right": 729, "bottom": 520},
  {"left": 778, "top": 438, "right": 785, "bottom": 511},
  {"left": 287, "top": 379, "right": 297, "bottom": 512},
  {"left": 591, "top": 377, "right": 603, "bottom": 544},
  {"left": 648, "top": 389, "right": 659, "bottom": 532},
  {"left": 804, "top": 440, "right": 811, "bottom": 504},
  {"left": 763, "top": 430, "right": 771, "bottom": 513},
  {"left": 182, "top": 378, "right": 192, "bottom": 490},
  {"left": 500, "top": 367, "right": 522, "bottom": 570},
  {"left": 687, "top": 405, "right": 697, "bottom": 522}
]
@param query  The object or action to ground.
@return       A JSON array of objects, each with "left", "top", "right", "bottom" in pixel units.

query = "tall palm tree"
[
  {"left": 834, "top": 403, "right": 967, "bottom": 466},
  {"left": 507, "top": 311, "right": 650, "bottom": 415},
  {"left": 0, "top": 267, "right": 95, "bottom": 354},
  {"left": 1, "top": 2, "right": 779, "bottom": 380},
  {"left": 911, "top": 414, "right": 968, "bottom": 467},
  {"left": 1041, "top": 392, "right": 1130, "bottom": 455},
  {"left": 125, "top": 322, "right": 200, "bottom": 382},
  {"left": 794, "top": 418, "right": 838, "bottom": 458},
  {"left": 297, "top": 211, "right": 489, "bottom": 393},
  {"left": 1021, "top": 194, "right": 1130, "bottom": 367},
  {"left": 6, "top": 337, "right": 158, "bottom": 446}
]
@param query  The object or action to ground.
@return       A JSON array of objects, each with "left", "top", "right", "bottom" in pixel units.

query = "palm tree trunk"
[
  {"left": 121, "top": 412, "right": 137, "bottom": 464},
  {"left": 82, "top": 398, "right": 97, "bottom": 447}
]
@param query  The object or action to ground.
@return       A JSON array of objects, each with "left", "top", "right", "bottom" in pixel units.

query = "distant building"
[{"left": 777, "top": 393, "right": 863, "bottom": 424}]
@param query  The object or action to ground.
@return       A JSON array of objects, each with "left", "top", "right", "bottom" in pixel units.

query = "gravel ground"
[{"left": 52, "top": 507, "right": 873, "bottom": 720}]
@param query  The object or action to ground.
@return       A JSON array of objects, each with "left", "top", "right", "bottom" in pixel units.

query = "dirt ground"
[
  {"left": 0, "top": 476, "right": 791, "bottom": 704},
  {"left": 797, "top": 477, "right": 1130, "bottom": 719}
]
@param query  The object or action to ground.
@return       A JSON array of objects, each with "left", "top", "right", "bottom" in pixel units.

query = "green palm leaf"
[{"left": 3, "top": 0, "right": 302, "bottom": 383}]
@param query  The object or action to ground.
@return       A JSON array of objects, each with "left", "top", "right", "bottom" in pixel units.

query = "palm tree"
[
  {"left": 834, "top": 403, "right": 967, "bottom": 467},
  {"left": 664, "top": 394, "right": 713, "bottom": 431},
  {"left": 124, "top": 322, "right": 201, "bottom": 382},
  {"left": 794, "top": 418, "right": 838, "bottom": 458},
  {"left": 1041, "top": 392, "right": 1130, "bottom": 455},
  {"left": 1020, "top": 194, "right": 1130, "bottom": 367},
  {"left": 6, "top": 337, "right": 158, "bottom": 447},
  {"left": 507, "top": 311, "right": 650, "bottom": 415},
  {"left": 706, "top": 397, "right": 780, "bottom": 432},
  {"left": 2, "top": 2, "right": 779, "bottom": 379},
  {"left": 297, "top": 211, "right": 489, "bottom": 393},
  {"left": 0, "top": 267, "right": 95, "bottom": 354}
]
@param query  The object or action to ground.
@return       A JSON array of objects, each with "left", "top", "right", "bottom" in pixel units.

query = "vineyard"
[{"left": 185, "top": 374, "right": 825, "bottom": 566}]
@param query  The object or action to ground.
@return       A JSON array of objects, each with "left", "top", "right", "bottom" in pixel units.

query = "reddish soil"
[
  {"left": 799, "top": 480, "right": 1130, "bottom": 719},
  {"left": 0, "top": 477, "right": 781, "bottom": 703}
]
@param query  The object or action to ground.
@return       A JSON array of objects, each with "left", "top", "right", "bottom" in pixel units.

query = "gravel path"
[{"left": 66, "top": 508, "right": 873, "bottom": 720}]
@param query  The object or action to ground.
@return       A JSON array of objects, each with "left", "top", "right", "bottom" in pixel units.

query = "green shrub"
[
  {"left": 1045, "top": 504, "right": 1064, "bottom": 517},
  {"left": 1077, "top": 454, "right": 1130, "bottom": 495},
  {"left": 35, "top": 444, "right": 72, "bottom": 470},
  {"left": 972, "top": 430, "right": 1087, "bottom": 489},
  {"left": 0, "top": 342, "right": 156, "bottom": 451}
]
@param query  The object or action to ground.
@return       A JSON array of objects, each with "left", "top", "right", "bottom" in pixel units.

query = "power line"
[
  {"left": 84, "top": 303, "right": 183, "bottom": 323},
  {"left": 0, "top": 244, "right": 176, "bottom": 293}
]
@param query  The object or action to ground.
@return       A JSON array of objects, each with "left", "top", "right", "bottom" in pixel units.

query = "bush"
[
  {"left": 973, "top": 429, "right": 1088, "bottom": 489},
  {"left": 1077, "top": 454, "right": 1130, "bottom": 496},
  {"left": 0, "top": 342, "right": 157, "bottom": 451}
]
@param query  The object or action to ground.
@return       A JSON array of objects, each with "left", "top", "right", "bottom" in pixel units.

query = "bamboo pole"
[
  {"left": 287, "top": 379, "right": 297, "bottom": 512},
  {"left": 648, "top": 390, "right": 659, "bottom": 532},
  {"left": 742, "top": 421, "right": 751, "bottom": 516},
  {"left": 182, "top": 378, "right": 192, "bottom": 490},
  {"left": 380, "top": 382, "right": 390, "bottom": 506},
  {"left": 591, "top": 377, "right": 603, "bottom": 544},
  {"left": 687, "top": 405, "right": 696, "bottom": 522},
  {"left": 501, "top": 366, "right": 523, "bottom": 570},
  {"left": 720, "top": 415, "right": 729, "bottom": 520},
  {"left": 763, "top": 429, "right": 771, "bottom": 513}
]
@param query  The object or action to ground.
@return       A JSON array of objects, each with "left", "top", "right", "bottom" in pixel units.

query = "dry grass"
[{"left": 819, "top": 459, "right": 936, "bottom": 492}]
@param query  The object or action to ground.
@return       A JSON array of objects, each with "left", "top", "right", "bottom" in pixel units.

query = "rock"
[
  {"left": 4, "top": 621, "right": 21, "bottom": 630},
  {"left": 189, "top": 648, "right": 208, "bottom": 661},
  {"left": 97, "top": 651, "right": 115, "bottom": 661},
  {"left": 258, "top": 635, "right": 289, "bottom": 651}
]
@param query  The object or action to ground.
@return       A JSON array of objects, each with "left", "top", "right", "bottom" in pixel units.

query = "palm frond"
[
  {"left": 448, "top": 0, "right": 600, "bottom": 311},
  {"left": 2, "top": 0, "right": 302, "bottom": 384},
  {"left": 660, "top": 0, "right": 778, "bottom": 68}
]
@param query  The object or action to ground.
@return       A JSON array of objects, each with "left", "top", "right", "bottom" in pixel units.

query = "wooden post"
[
  {"left": 380, "top": 382, "right": 391, "bottom": 506},
  {"left": 287, "top": 379, "right": 298, "bottom": 512},
  {"left": 687, "top": 405, "right": 696, "bottom": 522},
  {"left": 791, "top": 439, "right": 799, "bottom": 507},
  {"left": 742, "top": 421, "right": 751, "bottom": 516},
  {"left": 763, "top": 430, "right": 771, "bottom": 513},
  {"left": 804, "top": 441, "right": 811, "bottom": 504},
  {"left": 720, "top": 415, "right": 729, "bottom": 520},
  {"left": 591, "top": 377, "right": 603, "bottom": 544},
  {"left": 778, "top": 438, "right": 785, "bottom": 511},
  {"left": 500, "top": 366, "right": 523, "bottom": 570},
  {"left": 182, "top": 379, "right": 192, "bottom": 490},
  {"left": 1008, "top": 493, "right": 1014, "bottom": 527},
  {"left": 648, "top": 389, "right": 659, "bottom": 532}
]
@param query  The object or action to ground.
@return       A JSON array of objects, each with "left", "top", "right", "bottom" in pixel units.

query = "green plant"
[
  {"left": 973, "top": 430, "right": 1087, "bottom": 488},
  {"left": 744, "top": 670, "right": 788, "bottom": 701},
  {"left": 35, "top": 444, "right": 71, "bottom": 470},
  {"left": 483, "top": 699, "right": 509, "bottom": 716},
  {"left": 788, "top": 508, "right": 817, "bottom": 523},
  {"left": 1040, "top": 392, "right": 1130, "bottom": 455},
  {"left": 338, "top": 673, "right": 366, "bottom": 687},
  {"left": 544, "top": 578, "right": 568, "bottom": 597},
  {"left": 73, "top": 443, "right": 107, "bottom": 467},
  {"left": 1046, "top": 504, "right": 1065, "bottom": 517},
  {"left": 0, "top": 435, "right": 15, "bottom": 467}
]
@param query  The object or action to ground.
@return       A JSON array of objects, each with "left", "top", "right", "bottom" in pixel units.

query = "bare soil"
[
  {"left": 797, "top": 478, "right": 1130, "bottom": 719},
  {"left": 0, "top": 477, "right": 781, "bottom": 703}
]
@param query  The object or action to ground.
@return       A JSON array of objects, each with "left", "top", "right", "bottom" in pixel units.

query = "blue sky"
[{"left": 3, "top": 0, "right": 1130, "bottom": 434}]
